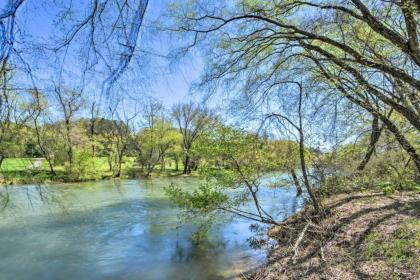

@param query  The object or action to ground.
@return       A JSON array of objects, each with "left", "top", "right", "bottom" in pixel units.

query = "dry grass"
[{"left": 245, "top": 191, "right": 420, "bottom": 280}]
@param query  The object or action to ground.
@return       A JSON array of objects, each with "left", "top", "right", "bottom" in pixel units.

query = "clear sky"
[
  {"left": 8, "top": 0, "right": 204, "bottom": 109},
  {"left": 141, "top": 0, "right": 205, "bottom": 107}
]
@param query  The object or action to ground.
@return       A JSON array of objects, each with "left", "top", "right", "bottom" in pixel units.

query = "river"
[{"left": 0, "top": 176, "right": 303, "bottom": 280}]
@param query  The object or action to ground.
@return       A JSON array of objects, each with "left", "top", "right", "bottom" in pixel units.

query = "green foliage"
[
  {"left": 191, "top": 219, "right": 215, "bottom": 244},
  {"left": 398, "top": 181, "right": 420, "bottom": 192},
  {"left": 319, "top": 123, "right": 419, "bottom": 195},
  {"left": 136, "top": 119, "right": 181, "bottom": 175},
  {"left": 165, "top": 182, "right": 225, "bottom": 243},
  {"left": 380, "top": 183, "right": 396, "bottom": 195},
  {"left": 195, "top": 124, "right": 282, "bottom": 187},
  {"left": 378, "top": 181, "right": 419, "bottom": 195},
  {"left": 165, "top": 182, "right": 228, "bottom": 213},
  {"left": 72, "top": 150, "right": 101, "bottom": 180},
  {"left": 0, "top": 124, "right": 31, "bottom": 159},
  {"left": 365, "top": 220, "right": 420, "bottom": 267},
  {"left": 165, "top": 123, "right": 295, "bottom": 243}
]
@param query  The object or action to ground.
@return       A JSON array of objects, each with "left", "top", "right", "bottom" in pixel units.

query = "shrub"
[{"left": 72, "top": 150, "right": 100, "bottom": 180}]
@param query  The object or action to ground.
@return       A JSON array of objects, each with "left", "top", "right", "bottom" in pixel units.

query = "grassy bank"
[
  {"left": 0, "top": 157, "right": 190, "bottom": 185},
  {"left": 247, "top": 190, "right": 420, "bottom": 280}
]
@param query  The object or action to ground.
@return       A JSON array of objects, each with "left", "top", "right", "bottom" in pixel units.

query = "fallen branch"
[
  {"left": 319, "top": 244, "right": 325, "bottom": 262},
  {"left": 291, "top": 223, "right": 309, "bottom": 264}
]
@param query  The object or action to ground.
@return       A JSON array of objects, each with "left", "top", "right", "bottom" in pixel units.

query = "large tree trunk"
[
  {"left": 183, "top": 155, "right": 190, "bottom": 174},
  {"left": 115, "top": 152, "right": 124, "bottom": 178}
]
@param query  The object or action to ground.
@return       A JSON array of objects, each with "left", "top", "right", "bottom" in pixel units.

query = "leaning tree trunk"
[
  {"left": 314, "top": 60, "right": 420, "bottom": 175},
  {"left": 357, "top": 115, "right": 384, "bottom": 171},
  {"left": 379, "top": 115, "right": 420, "bottom": 175},
  {"left": 290, "top": 169, "right": 303, "bottom": 196},
  {"left": 299, "top": 129, "right": 322, "bottom": 215},
  {"left": 46, "top": 157, "right": 55, "bottom": 175},
  {"left": 296, "top": 83, "right": 323, "bottom": 215}
]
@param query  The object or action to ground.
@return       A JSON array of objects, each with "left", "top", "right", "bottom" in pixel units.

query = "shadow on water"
[{"left": 0, "top": 177, "right": 304, "bottom": 280}]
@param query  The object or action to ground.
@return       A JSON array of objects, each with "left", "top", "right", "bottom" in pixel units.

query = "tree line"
[{"left": 0, "top": 81, "right": 220, "bottom": 179}]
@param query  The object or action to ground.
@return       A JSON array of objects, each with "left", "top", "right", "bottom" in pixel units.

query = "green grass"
[
  {"left": 1, "top": 158, "right": 38, "bottom": 171},
  {"left": 365, "top": 219, "right": 420, "bottom": 267},
  {"left": 0, "top": 156, "right": 189, "bottom": 184},
  {"left": 1, "top": 157, "right": 132, "bottom": 173}
]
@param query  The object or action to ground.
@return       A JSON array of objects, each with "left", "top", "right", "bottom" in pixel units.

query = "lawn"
[
  {"left": 0, "top": 156, "right": 186, "bottom": 184},
  {"left": 1, "top": 158, "right": 40, "bottom": 171}
]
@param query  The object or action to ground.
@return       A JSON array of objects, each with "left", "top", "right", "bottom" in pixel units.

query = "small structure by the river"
[{"left": 32, "top": 158, "right": 43, "bottom": 169}]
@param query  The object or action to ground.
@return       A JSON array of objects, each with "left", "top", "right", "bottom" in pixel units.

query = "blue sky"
[
  {"left": 2, "top": 0, "right": 350, "bottom": 145},
  {"left": 10, "top": 0, "right": 204, "bottom": 108},
  {"left": 141, "top": 0, "right": 205, "bottom": 107}
]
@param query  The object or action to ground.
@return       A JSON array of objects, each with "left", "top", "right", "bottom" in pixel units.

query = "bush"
[
  {"left": 380, "top": 182, "right": 396, "bottom": 195},
  {"left": 72, "top": 150, "right": 101, "bottom": 180}
]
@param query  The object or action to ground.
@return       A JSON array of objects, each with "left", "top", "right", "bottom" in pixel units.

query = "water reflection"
[{"left": 0, "top": 177, "right": 303, "bottom": 280}]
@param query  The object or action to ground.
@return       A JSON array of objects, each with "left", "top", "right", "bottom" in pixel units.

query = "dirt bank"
[{"left": 246, "top": 191, "right": 419, "bottom": 280}]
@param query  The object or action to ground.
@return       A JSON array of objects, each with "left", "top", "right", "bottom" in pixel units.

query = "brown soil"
[{"left": 245, "top": 191, "right": 420, "bottom": 280}]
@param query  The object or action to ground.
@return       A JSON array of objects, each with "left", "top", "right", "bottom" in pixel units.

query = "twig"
[{"left": 320, "top": 244, "right": 325, "bottom": 262}]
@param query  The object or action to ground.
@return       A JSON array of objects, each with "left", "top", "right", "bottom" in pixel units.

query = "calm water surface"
[{"left": 0, "top": 176, "right": 303, "bottom": 280}]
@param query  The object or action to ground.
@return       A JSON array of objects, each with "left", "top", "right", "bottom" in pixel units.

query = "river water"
[{"left": 0, "top": 176, "right": 303, "bottom": 280}]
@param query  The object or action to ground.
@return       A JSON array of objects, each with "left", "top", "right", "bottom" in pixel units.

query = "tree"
[
  {"left": 167, "top": 123, "right": 280, "bottom": 225},
  {"left": 88, "top": 101, "right": 100, "bottom": 156},
  {"left": 111, "top": 105, "right": 139, "bottom": 178},
  {"left": 0, "top": 68, "right": 30, "bottom": 168},
  {"left": 136, "top": 101, "right": 180, "bottom": 176},
  {"left": 30, "top": 89, "right": 56, "bottom": 173},
  {"left": 172, "top": 102, "right": 211, "bottom": 174},
  {"left": 54, "top": 86, "right": 83, "bottom": 169},
  {"left": 264, "top": 81, "right": 323, "bottom": 214},
  {"left": 169, "top": 0, "right": 420, "bottom": 174}
]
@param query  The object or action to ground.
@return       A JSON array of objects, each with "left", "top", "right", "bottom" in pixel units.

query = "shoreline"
[
  {"left": 246, "top": 190, "right": 420, "bottom": 280},
  {"left": 0, "top": 169, "right": 197, "bottom": 186}
]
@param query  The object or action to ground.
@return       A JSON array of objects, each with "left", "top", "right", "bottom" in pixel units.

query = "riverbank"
[
  {"left": 0, "top": 158, "right": 199, "bottom": 185},
  {"left": 0, "top": 169, "right": 196, "bottom": 185},
  {"left": 246, "top": 191, "right": 420, "bottom": 280}
]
